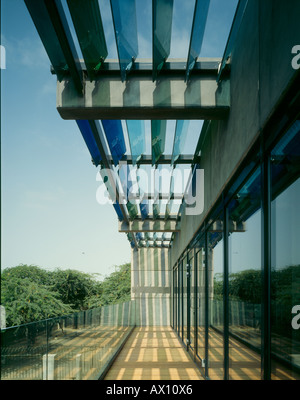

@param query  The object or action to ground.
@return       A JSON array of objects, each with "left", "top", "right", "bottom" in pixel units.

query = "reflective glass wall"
[
  {"left": 270, "top": 121, "right": 300, "bottom": 379},
  {"left": 171, "top": 117, "right": 300, "bottom": 380}
]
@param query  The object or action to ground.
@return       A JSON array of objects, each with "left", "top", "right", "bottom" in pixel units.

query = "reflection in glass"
[
  {"left": 228, "top": 167, "right": 262, "bottom": 380},
  {"left": 183, "top": 255, "right": 188, "bottom": 346},
  {"left": 271, "top": 121, "right": 300, "bottom": 380},
  {"left": 189, "top": 252, "right": 196, "bottom": 352},
  {"left": 207, "top": 221, "right": 224, "bottom": 380},
  {"left": 196, "top": 237, "right": 206, "bottom": 365}
]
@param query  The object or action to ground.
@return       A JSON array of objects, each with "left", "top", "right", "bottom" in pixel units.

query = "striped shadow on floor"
[{"left": 103, "top": 327, "right": 204, "bottom": 380}]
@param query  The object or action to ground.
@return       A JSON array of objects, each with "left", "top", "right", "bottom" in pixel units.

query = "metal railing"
[{"left": 1, "top": 301, "right": 135, "bottom": 380}]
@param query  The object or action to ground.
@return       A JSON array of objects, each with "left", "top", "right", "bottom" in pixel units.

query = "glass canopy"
[{"left": 24, "top": 0, "right": 239, "bottom": 248}]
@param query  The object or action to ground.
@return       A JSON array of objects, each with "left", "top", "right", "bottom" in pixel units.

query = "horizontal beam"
[
  {"left": 209, "top": 220, "right": 246, "bottom": 232},
  {"left": 56, "top": 61, "right": 229, "bottom": 120},
  {"left": 137, "top": 244, "right": 171, "bottom": 248},
  {"left": 106, "top": 154, "right": 198, "bottom": 165},
  {"left": 119, "top": 219, "right": 180, "bottom": 233}
]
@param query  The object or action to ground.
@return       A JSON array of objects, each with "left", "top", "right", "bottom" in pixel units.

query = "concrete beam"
[
  {"left": 56, "top": 60, "right": 230, "bottom": 120},
  {"left": 119, "top": 219, "right": 181, "bottom": 233}
]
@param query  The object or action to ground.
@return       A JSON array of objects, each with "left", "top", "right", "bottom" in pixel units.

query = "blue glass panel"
[
  {"left": 113, "top": 203, "right": 124, "bottom": 221},
  {"left": 186, "top": 0, "right": 210, "bottom": 81},
  {"left": 24, "top": 0, "right": 67, "bottom": 81},
  {"left": 153, "top": 0, "right": 174, "bottom": 80},
  {"left": 101, "top": 120, "right": 126, "bottom": 166},
  {"left": 25, "top": 0, "right": 83, "bottom": 93},
  {"left": 126, "top": 120, "right": 146, "bottom": 165},
  {"left": 76, "top": 120, "right": 102, "bottom": 166},
  {"left": 171, "top": 120, "right": 190, "bottom": 165},
  {"left": 110, "top": 0, "right": 138, "bottom": 81},
  {"left": 151, "top": 120, "right": 167, "bottom": 165},
  {"left": 67, "top": 0, "right": 108, "bottom": 81},
  {"left": 140, "top": 200, "right": 149, "bottom": 220},
  {"left": 136, "top": 232, "right": 143, "bottom": 241}
]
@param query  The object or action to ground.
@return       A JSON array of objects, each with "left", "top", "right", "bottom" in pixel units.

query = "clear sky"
[{"left": 1, "top": 0, "right": 238, "bottom": 278}]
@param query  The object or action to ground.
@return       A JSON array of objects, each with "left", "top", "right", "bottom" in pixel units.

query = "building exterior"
[
  {"left": 131, "top": 0, "right": 300, "bottom": 380},
  {"left": 22, "top": 0, "right": 300, "bottom": 380}
]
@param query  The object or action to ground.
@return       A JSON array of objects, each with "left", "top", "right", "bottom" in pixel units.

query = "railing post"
[
  {"left": 43, "top": 353, "right": 56, "bottom": 380},
  {"left": 75, "top": 354, "right": 82, "bottom": 380}
]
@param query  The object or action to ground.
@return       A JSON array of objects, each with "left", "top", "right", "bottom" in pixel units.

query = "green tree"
[
  {"left": 86, "top": 263, "right": 131, "bottom": 308},
  {"left": 49, "top": 268, "right": 101, "bottom": 310},
  {"left": 1, "top": 262, "right": 131, "bottom": 327},
  {"left": 1, "top": 268, "right": 73, "bottom": 326}
]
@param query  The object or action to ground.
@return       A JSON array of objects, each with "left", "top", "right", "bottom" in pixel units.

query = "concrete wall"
[
  {"left": 131, "top": 247, "right": 171, "bottom": 326},
  {"left": 170, "top": 0, "right": 300, "bottom": 267}
]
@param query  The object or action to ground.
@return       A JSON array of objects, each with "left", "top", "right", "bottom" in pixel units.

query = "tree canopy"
[{"left": 1, "top": 263, "right": 131, "bottom": 327}]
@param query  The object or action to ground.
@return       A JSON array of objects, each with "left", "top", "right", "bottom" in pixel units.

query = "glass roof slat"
[
  {"left": 110, "top": 0, "right": 138, "bottom": 81},
  {"left": 119, "top": 164, "right": 139, "bottom": 220},
  {"left": 140, "top": 200, "right": 149, "bottom": 220},
  {"left": 98, "top": 166, "right": 125, "bottom": 222},
  {"left": 151, "top": 120, "right": 167, "bottom": 165},
  {"left": 101, "top": 120, "right": 126, "bottom": 167},
  {"left": 44, "top": 0, "right": 83, "bottom": 93},
  {"left": 67, "top": 0, "right": 108, "bottom": 81},
  {"left": 137, "top": 166, "right": 149, "bottom": 220},
  {"left": 165, "top": 167, "right": 174, "bottom": 219},
  {"left": 153, "top": 203, "right": 160, "bottom": 219},
  {"left": 113, "top": 203, "right": 125, "bottom": 221},
  {"left": 217, "top": 0, "right": 247, "bottom": 82},
  {"left": 24, "top": 0, "right": 82, "bottom": 91},
  {"left": 152, "top": 164, "right": 163, "bottom": 219},
  {"left": 126, "top": 120, "right": 146, "bottom": 166},
  {"left": 171, "top": 120, "right": 190, "bottom": 165},
  {"left": 153, "top": 0, "right": 174, "bottom": 81},
  {"left": 76, "top": 120, "right": 102, "bottom": 166},
  {"left": 127, "top": 165, "right": 139, "bottom": 220},
  {"left": 185, "top": 0, "right": 210, "bottom": 81}
]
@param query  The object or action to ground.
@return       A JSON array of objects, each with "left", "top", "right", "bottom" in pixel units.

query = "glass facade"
[
  {"left": 270, "top": 121, "right": 300, "bottom": 380},
  {"left": 171, "top": 117, "right": 300, "bottom": 380}
]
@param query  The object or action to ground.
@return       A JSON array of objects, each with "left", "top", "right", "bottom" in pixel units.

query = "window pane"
[
  {"left": 228, "top": 167, "right": 262, "bottom": 380},
  {"left": 207, "top": 220, "right": 224, "bottom": 380},
  {"left": 196, "top": 236, "right": 206, "bottom": 366},
  {"left": 190, "top": 252, "right": 196, "bottom": 352},
  {"left": 271, "top": 120, "right": 300, "bottom": 380}
]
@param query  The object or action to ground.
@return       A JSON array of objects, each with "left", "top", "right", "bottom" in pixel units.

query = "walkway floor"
[{"left": 104, "top": 326, "right": 204, "bottom": 380}]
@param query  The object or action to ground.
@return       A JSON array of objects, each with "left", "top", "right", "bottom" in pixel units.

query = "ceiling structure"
[{"left": 24, "top": 0, "right": 245, "bottom": 250}]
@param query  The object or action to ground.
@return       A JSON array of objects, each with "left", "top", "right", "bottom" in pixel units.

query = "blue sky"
[{"left": 1, "top": 0, "right": 238, "bottom": 278}]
